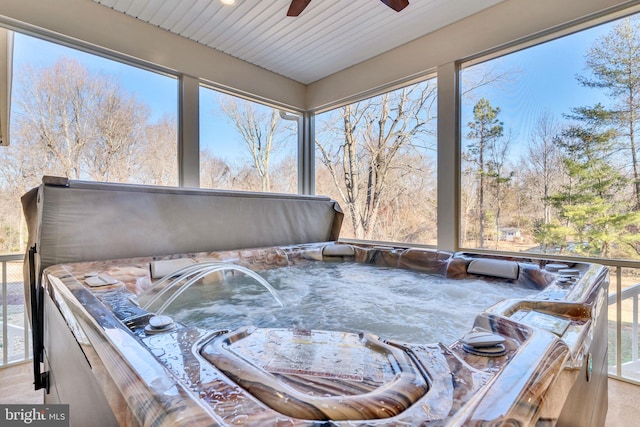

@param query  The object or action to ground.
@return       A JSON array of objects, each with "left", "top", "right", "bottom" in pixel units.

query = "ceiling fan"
[{"left": 287, "top": 0, "right": 409, "bottom": 17}]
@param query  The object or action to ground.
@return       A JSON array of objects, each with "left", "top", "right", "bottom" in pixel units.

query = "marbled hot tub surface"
[{"left": 43, "top": 243, "right": 609, "bottom": 426}]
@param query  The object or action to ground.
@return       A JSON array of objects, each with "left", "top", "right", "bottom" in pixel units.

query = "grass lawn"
[{"left": 609, "top": 320, "right": 640, "bottom": 368}]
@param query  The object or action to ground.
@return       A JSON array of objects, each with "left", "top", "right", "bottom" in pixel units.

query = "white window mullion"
[
  {"left": 179, "top": 75, "right": 200, "bottom": 187},
  {"left": 437, "top": 62, "right": 460, "bottom": 252}
]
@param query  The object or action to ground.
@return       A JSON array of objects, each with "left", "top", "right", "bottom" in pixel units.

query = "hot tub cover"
[{"left": 21, "top": 176, "right": 343, "bottom": 318}]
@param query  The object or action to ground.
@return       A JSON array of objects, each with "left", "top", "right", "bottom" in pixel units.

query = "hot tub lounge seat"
[{"left": 200, "top": 327, "right": 429, "bottom": 421}]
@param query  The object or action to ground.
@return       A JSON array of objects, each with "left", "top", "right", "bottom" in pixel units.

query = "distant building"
[{"left": 500, "top": 228, "right": 521, "bottom": 242}]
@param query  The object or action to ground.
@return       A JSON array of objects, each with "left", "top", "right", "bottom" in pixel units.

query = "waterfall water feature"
[{"left": 138, "top": 261, "right": 285, "bottom": 315}]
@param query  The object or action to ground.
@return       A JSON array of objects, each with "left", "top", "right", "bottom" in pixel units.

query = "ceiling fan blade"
[
  {"left": 380, "top": 0, "right": 409, "bottom": 12},
  {"left": 287, "top": 0, "right": 312, "bottom": 16}
]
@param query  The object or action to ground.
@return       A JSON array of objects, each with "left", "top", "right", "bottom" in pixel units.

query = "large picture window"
[
  {"left": 0, "top": 32, "right": 178, "bottom": 253},
  {"left": 459, "top": 15, "right": 640, "bottom": 260},
  {"left": 315, "top": 78, "right": 437, "bottom": 244}
]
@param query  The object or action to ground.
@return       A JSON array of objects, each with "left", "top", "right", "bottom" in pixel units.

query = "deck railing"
[
  {"left": 0, "top": 253, "right": 30, "bottom": 368},
  {"left": 609, "top": 283, "right": 640, "bottom": 370},
  {"left": 608, "top": 269, "right": 640, "bottom": 384}
]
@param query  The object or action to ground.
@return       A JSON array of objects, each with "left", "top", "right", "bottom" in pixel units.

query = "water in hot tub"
[{"left": 163, "top": 262, "right": 535, "bottom": 344}]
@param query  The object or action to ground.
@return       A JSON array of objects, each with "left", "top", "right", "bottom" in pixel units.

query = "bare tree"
[
  {"left": 316, "top": 81, "right": 437, "bottom": 240},
  {"left": 200, "top": 149, "right": 233, "bottom": 189},
  {"left": 11, "top": 58, "right": 151, "bottom": 184},
  {"left": 0, "top": 57, "right": 172, "bottom": 252},
  {"left": 373, "top": 150, "right": 437, "bottom": 243},
  {"left": 521, "top": 112, "right": 565, "bottom": 224},
  {"left": 459, "top": 166, "right": 479, "bottom": 246},
  {"left": 87, "top": 86, "right": 151, "bottom": 182},
  {"left": 14, "top": 59, "right": 93, "bottom": 179},
  {"left": 138, "top": 115, "right": 178, "bottom": 186},
  {"left": 219, "top": 96, "right": 283, "bottom": 192},
  {"left": 461, "top": 63, "right": 514, "bottom": 101},
  {"left": 271, "top": 154, "right": 298, "bottom": 194}
]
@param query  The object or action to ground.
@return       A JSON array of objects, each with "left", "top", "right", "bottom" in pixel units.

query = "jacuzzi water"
[{"left": 164, "top": 262, "right": 536, "bottom": 344}]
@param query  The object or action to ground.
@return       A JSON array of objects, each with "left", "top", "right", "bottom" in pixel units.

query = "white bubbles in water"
[{"left": 165, "top": 262, "right": 534, "bottom": 344}]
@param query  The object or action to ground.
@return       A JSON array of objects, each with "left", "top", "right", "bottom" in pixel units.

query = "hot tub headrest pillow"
[{"left": 467, "top": 258, "right": 519, "bottom": 280}]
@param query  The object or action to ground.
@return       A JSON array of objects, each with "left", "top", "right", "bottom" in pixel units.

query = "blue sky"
[
  {"left": 12, "top": 34, "right": 246, "bottom": 160},
  {"left": 11, "top": 15, "right": 621, "bottom": 164},
  {"left": 12, "top": 34, "right": 177, "bottom": 122},
  {"left": 461, "top": 21, "right": 613, "bottom": 157}
]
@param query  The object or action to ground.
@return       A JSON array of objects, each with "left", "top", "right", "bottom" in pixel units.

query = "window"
[
  {"left": 315, "top": 78, "right": 437, "bottom": 244},
  {"left": 459, "top": 15, "right": 640, "bottom": 259},
  {"left": 199, "top": 86, "right": 299, "bottom": 193},
  {"left": 0, "top": 32, "right": 178, "bottom": 253}
]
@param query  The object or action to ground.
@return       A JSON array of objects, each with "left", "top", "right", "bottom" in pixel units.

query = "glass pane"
[
  {"left": 199, "top": 86, "right": 298, "bottom": 193},
  {"left": 0, "top": 32, "right": 178, "bottom": 255},
  {"left": 315, "top": 78, "right": 437, "bottom": 243},
  {"left": 460, "top": 15, "right": 640, "bottom": 259}
]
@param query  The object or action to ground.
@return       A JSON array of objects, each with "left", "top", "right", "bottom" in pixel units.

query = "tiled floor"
[
  {"left": 606, "top": 378, "right": 638, "bottom": 426},
  {"left": 0, "top": 362, "right": 637, "bottom": 425},
  {"left": 0, "top": 362, "right": 43, "bottom": 404}
]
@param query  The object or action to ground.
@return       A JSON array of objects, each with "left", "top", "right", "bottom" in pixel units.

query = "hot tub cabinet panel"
[
  {"left": 42, "top": 292, "right": 120, "bottom": 426},
  {"left": 37, "top": 243, "right": 608, "bottom": 426}
]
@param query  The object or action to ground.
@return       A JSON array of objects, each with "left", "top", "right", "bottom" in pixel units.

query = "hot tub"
[
  {"left": 39, "top": 242, "right": 608, "bottom": 426},
  {"left": 22, "top": 178, "right": 608, "bottom": 426}
]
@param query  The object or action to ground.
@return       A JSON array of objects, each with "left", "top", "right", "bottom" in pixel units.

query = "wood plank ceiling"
[{"left": 92, "top": 0, "right": 503, "bottom": 84}]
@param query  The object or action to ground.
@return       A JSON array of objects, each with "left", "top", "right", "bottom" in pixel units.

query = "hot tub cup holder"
[
  {"left": 144, "top": 314, "right": 177, "bottom": 335},
  {"left": 558, "top": 268, "right": 580, "bottom": 277},
  {"left": 555, "top": 268, "right": 581, "bottom": 286},
  {"left": 544, "top": 263, "right": 570, "bottom": 272},
  {"left": 460, "top": 330, "right": 507, "bottom": 357}
]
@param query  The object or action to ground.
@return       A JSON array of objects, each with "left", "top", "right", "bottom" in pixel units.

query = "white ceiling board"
[
  {"left": 92, "top": 0, "right": 505, "bottom": 84},
  {"left": 1, "top": 0, "right": 307, "bottom": 108},
  {"left": 306, "top": 0, "right": 638, "bottom": 110}
]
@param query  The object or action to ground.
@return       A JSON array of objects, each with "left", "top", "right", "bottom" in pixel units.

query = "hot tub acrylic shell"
[{"left": 36, "top": 243, "right": 609, "bottom": 427}]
